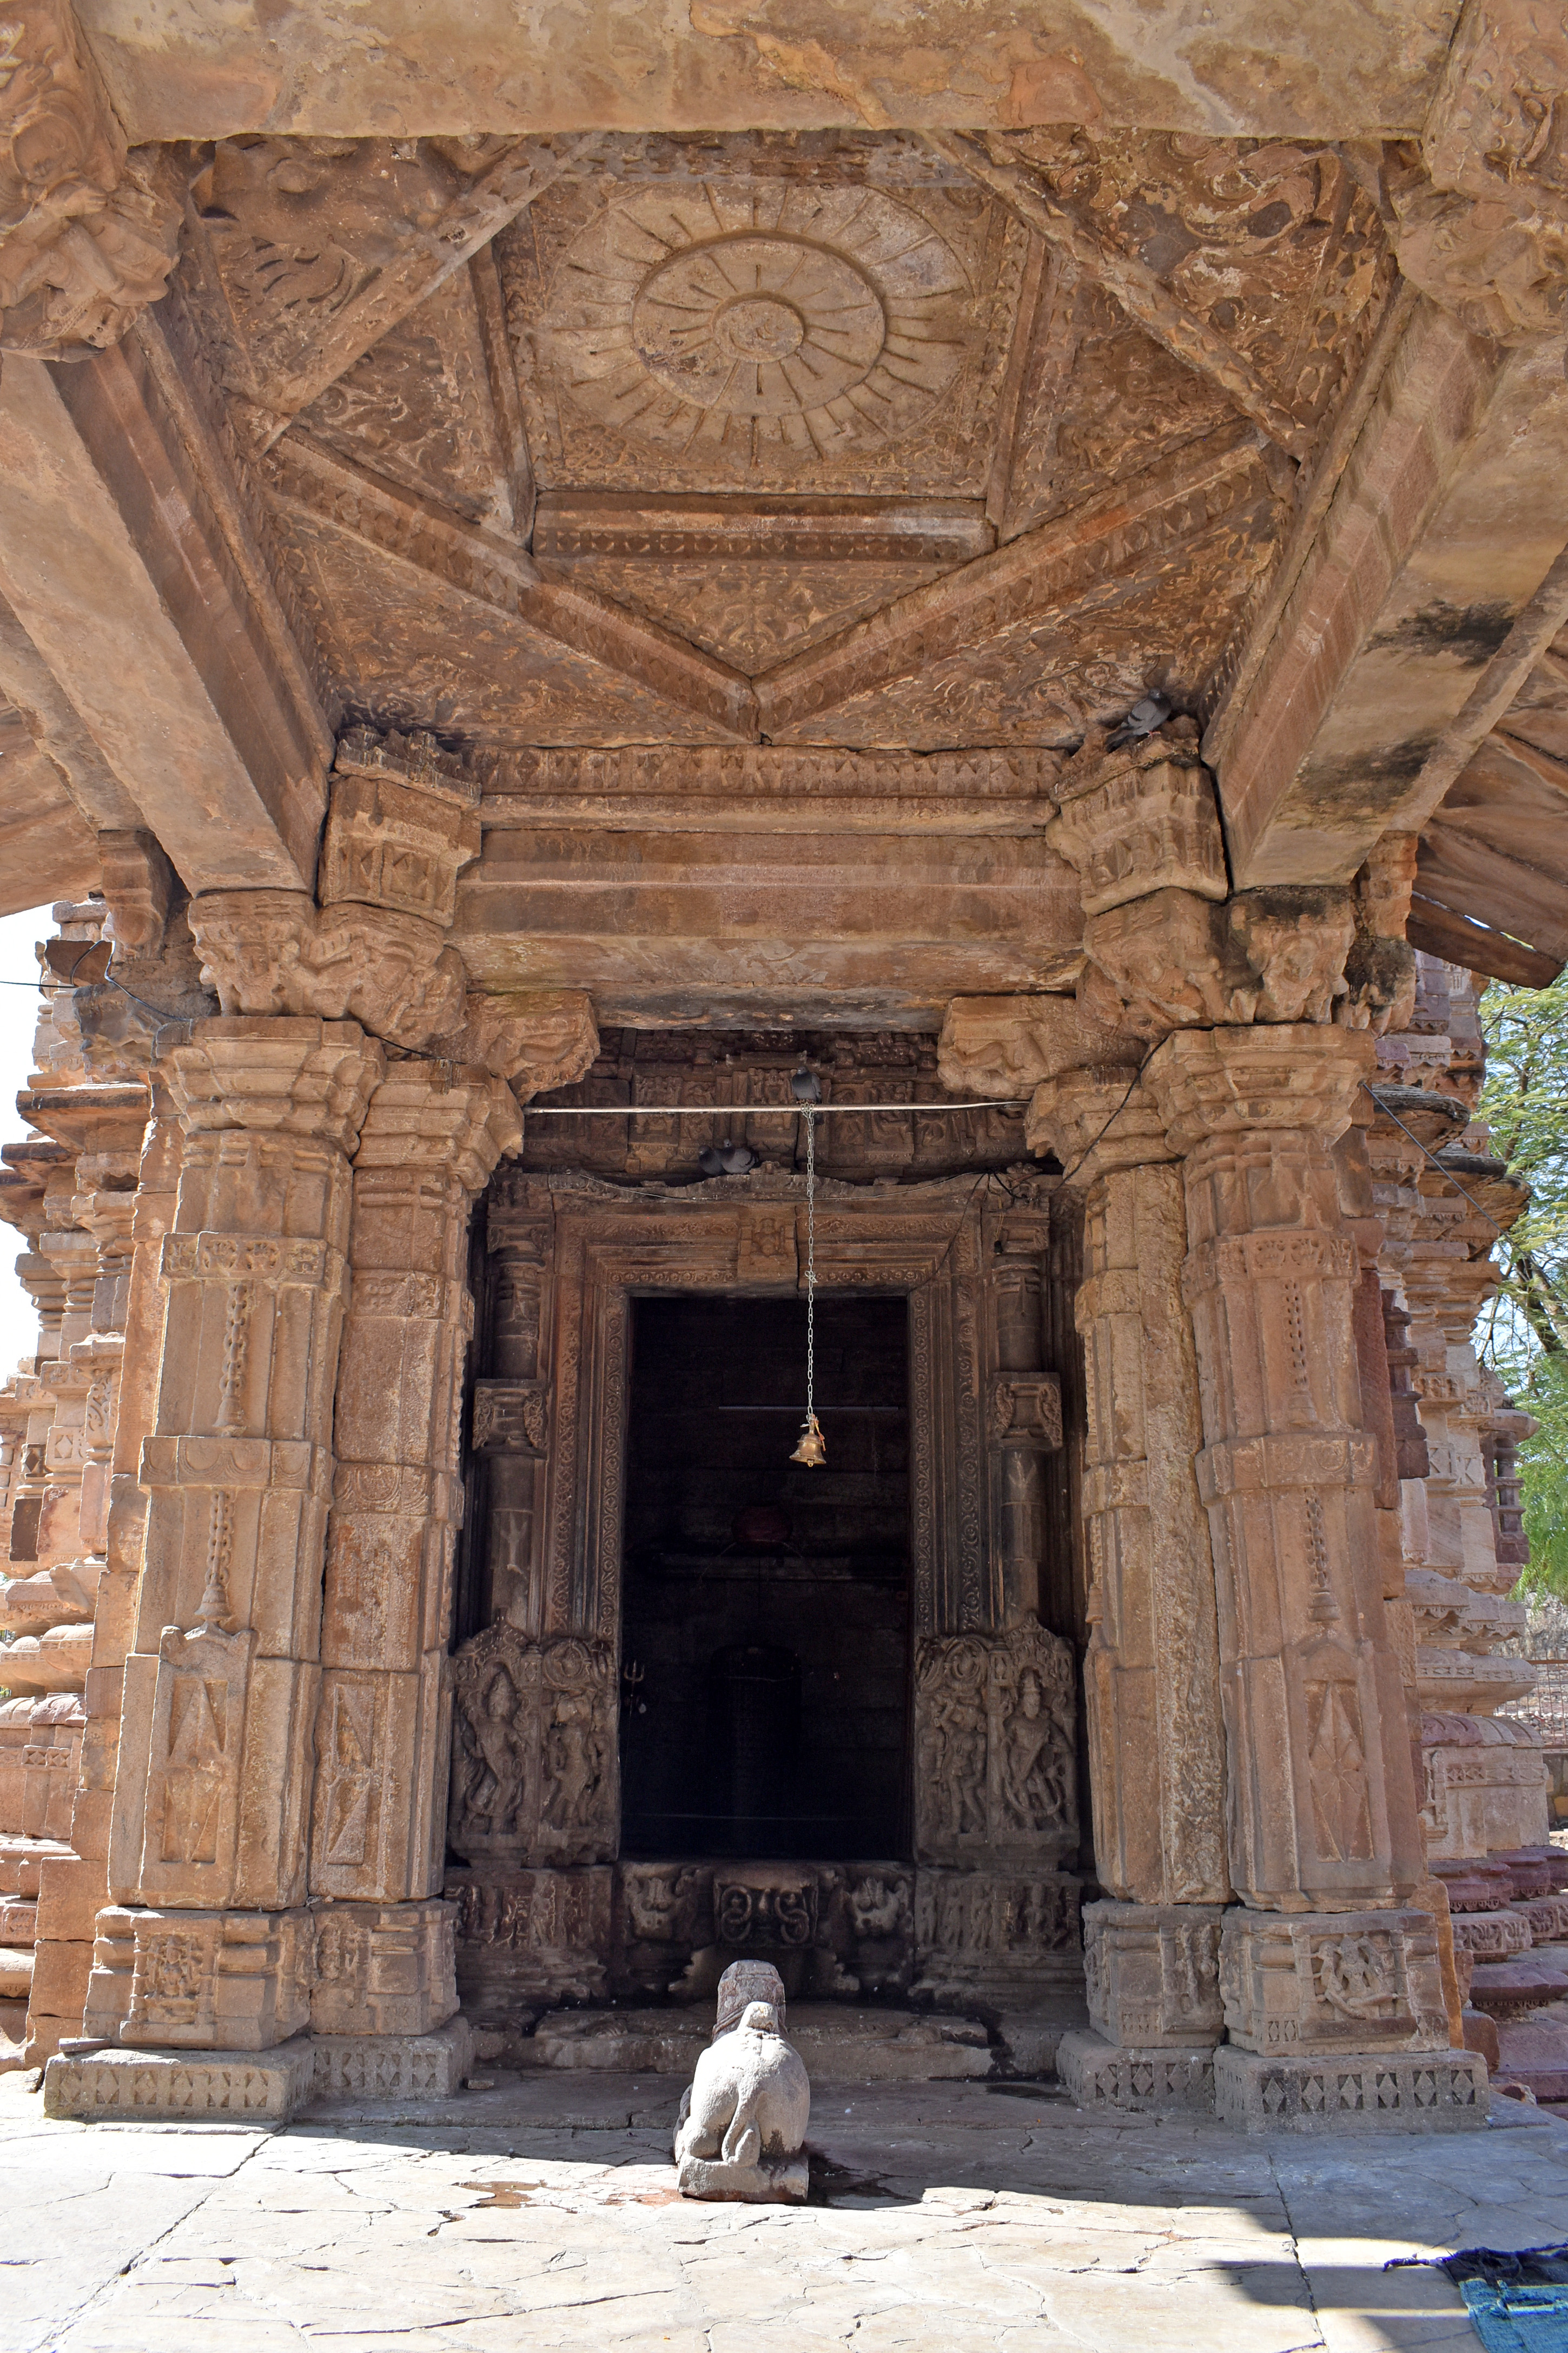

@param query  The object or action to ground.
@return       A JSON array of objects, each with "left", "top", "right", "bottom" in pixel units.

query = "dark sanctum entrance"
[{"left": 619, "top": 1293, "right": 910, "bottom": 1863}]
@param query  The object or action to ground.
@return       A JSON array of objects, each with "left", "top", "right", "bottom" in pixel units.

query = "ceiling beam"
[
  {"left": 0, "top": 334, "right": 330, "bottom": 894},
  {"left": 1207, "top": 302, "right": 1568, "bottom": 886},
  {"left": 1395, "top": 543, "right": 1568, "bottom": 836},
  {"left": 268, "top": 435, "right": 759, "bottom": 739},
  {"left": 1406, "top": 894, "right": 1563, "bottom": 988},
  {"left": 752, "top": 424, "right": 1268, "bottom": 734},
  {"left": 75, "top": 2, "right": 1455, "bottom": 144}
]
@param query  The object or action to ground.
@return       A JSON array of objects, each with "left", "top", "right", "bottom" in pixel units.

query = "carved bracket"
[{"left": 0, "top": 3, "right": 182, "bottom": 355}]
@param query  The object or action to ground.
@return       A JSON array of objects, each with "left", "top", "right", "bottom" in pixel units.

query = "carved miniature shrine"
[{"left": 1, "top": 0, "right": 1567, "bottom": 2133}]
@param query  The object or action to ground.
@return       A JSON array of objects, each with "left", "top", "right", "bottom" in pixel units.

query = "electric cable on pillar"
[{"left": 788, "top": 1056, "right": 825, "bottom": 1467}]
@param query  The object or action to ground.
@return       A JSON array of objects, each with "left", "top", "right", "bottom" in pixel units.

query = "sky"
[{"left": 0, "top": 906, "right": 59, "bottom": 1379}]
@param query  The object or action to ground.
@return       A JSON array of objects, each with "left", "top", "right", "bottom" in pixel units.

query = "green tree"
[{"left": 1479, "top": 974, "right": 1568, "bottom": 1598}]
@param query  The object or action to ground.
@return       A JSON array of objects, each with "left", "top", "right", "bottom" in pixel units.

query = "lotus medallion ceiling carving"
[{"left": 544, "top": 188, "right": 973, "bottom": 463}]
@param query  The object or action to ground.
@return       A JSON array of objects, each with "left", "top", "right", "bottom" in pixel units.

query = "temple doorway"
[{"left": 618, "top": 1293, "right": 911, "bottom": 1863}]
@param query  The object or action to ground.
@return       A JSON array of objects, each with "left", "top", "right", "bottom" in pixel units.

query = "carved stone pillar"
[
  {"left": 307, "top": 1061, "right": 519, "bottom": 2095},
  {"left": 1145, "top": 1025, "right": 1483, "bottom": 2128},
  {"left": 40, "top": 734, "right": 595, "bottom": 2120},
  {"left": 1035, "top": 1070, "right": 1230, "bottom": 2113},
  {"left": 56, "top": 1017, "right": 383, "bottom": 2114}
]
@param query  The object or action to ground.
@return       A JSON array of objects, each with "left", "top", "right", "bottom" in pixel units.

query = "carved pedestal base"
[
  {"left": 43, "top": 2034, "right": 316, "bottom": 2122},
  {"left": 1056, "top": 2028, "right": 1216, "bottom": 2114},
  {"left": 85, "top": 1906, "right": 313, "bottom": 2051},
  {"left": 310, "top": 1899, "right": 458, "bottom": 2038},
  {"left": 1219, "top": 1909, "right": 1450, "bottom": 2057},
  {"left": 42, "top": 2018, "right": 475, "bottom": 2121},
  {"left": 1213, "top": 2046, "right": 1488, "bottom": 2132},
  {"left": 310, "top": 2014, "right": 472, "bottom": 2102},
  {"left": 1083, "top": 1900, "right": 1226, "bottom": 2048}
]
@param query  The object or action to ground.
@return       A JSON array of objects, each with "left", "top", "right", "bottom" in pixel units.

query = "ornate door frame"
[{"left": 479, "top": 1169, "right": 1062, "bottom": 1650}]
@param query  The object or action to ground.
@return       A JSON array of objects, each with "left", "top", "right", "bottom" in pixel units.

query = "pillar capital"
[
  {"left": 352, "top": 1064, "right": 522, "bottom": 1193},
  {"left": 1143, "top": 1024, "right": 1375, "bottom": 1158},
  {"left": 1026, "top": 1068, "right": 1170, "bottom": 1186},
  {"left": 188, "top": 892, "right": 468, "bottom": 1054},
  {"left": 162, "top": 1017, "right": 386, "bottom": 1156}
]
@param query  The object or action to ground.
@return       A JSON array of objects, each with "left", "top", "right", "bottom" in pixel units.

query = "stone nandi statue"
[{"left": 674, "top": 1961, "right": 810, "bottom": 2203}]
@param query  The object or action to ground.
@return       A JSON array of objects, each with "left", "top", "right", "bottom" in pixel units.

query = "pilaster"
[
  {"left": 1037, "top": 1074, "right": 1228, "bottom": 1916},
  {"left": 308, "top": 1061, "right": 519, "bottom": 2046}
]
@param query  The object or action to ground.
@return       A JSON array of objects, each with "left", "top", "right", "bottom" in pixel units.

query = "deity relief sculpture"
[
  {"left": 914, "top": 1623, "right": 1076, "bottom": 1867},
  {"left": 448, "top": 1624, "right": 615, "bottom": 1867}
]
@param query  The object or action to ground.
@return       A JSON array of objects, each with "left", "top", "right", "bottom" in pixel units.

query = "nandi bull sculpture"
[{"left": 674, "top": 1960, "right": 811, "bottom": 2203}]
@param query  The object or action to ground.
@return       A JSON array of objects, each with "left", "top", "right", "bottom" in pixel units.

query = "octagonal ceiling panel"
[{"left": 499, "top": 169, "right": 1028, "bottom": 498}]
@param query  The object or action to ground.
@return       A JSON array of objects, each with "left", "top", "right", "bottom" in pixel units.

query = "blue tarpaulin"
[
  {"left": 1459, "top": 2279, "right": 1568, "bottom": 2353},
  {"left": 1390, "top": 2243, "right": 1568, "bottom": 2352}
]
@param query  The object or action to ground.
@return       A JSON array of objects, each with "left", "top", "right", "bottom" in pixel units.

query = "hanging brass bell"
[{"left": 789, "top": 1411, "right": 826, "bottom": 1467}]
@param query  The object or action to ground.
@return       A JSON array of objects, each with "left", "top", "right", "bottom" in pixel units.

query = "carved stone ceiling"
[{"left": 180, "top": 130, "right": 1395, "bottom": 754}]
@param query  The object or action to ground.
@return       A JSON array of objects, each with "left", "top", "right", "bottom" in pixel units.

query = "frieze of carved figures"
[
  {"left": 448, "top": 1623, "right": 616, "bottom": 1867},
  {"left": 0, "top": 0, "right": 183, "bottom": 355},
  {"left": 914, "top": 1623, "right": 1076, "bottom": 1867},
  {"left": 913, "top": 1870, "right": 1081, "bottom": 1993}
]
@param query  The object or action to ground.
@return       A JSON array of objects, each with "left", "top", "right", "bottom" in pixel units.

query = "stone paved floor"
[{"left": 3, "top": 2070, "right": 1566, "bottom": 2352}]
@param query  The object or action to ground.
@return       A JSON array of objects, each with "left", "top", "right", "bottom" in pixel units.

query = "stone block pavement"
[{"left": 2, "top": 2068, "right": 1566, "bottom": 2352}]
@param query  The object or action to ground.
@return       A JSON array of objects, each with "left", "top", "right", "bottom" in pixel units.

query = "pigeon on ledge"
[{"left": 1106, "top": 689, "right": 1174, "bottom": 750}]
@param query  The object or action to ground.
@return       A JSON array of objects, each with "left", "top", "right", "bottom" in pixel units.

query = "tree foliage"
[{"left": 1478, "top": 975, "right": 1568, "bottom": 1599}]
